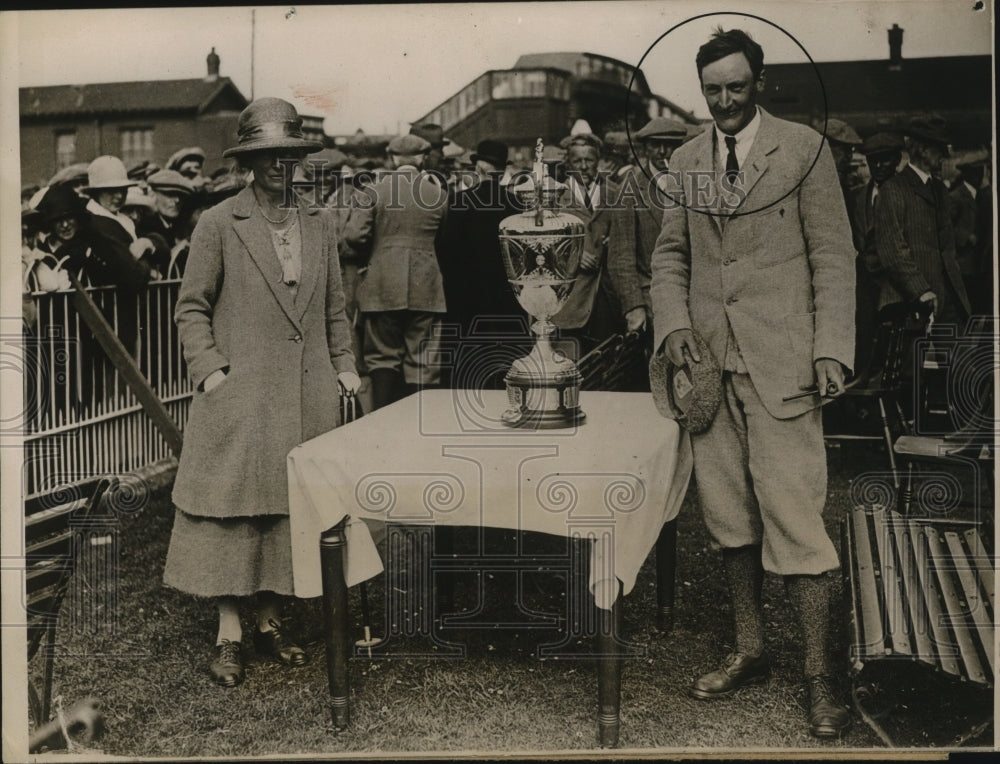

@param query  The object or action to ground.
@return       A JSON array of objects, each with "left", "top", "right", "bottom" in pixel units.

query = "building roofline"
[{"left": 19, "top": 76, "right": 248, "bottom": 119}]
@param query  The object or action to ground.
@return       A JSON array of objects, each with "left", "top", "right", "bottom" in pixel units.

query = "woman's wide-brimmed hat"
[
  {"left": 83, "top": 156, "right": 138, "bottom": 193},
  {"left": 36, "top": 183, "right": 90, "bottom": 222},
  {"left": 223, "top": 98, "right": 324, "bottom": 158}
]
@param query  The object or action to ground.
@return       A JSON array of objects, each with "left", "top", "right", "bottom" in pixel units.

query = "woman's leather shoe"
[
  {"left": 807, "top": 675, "right": 851, "bottom": 738},
  {"left": 689, "top": 651, "right": 769, "bottom": 699},
  {"left": 211, "top": 640, "right": 245, "bottom": 687},
  {"left": 254, "top": 618, "right": 309, "bottom": 667}
]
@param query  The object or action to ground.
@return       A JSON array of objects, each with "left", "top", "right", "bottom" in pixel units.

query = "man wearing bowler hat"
[
  {"left": 872, "top": 117, "right": 970, "bottom": 327},
  {"left": 849, "top": 132, "right": 904, "bottom": 370},
  {"left": 469, "top": 138, "right": 509, "bottom": 181},
  {"left": 343, "top": 133, "right": 449, "bottom": 409},
  {"left": 651, "top": 28, "right": 855, "bottom": 737}
]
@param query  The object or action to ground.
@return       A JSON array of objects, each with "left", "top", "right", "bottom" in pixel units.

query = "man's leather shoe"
[
  {"left": 807, "top": 674, "right": 851, "bottom": 738},
  {"left": 689, "top": 651, "right": 769, "bottom": 699},
  {"left": 211, "top": 640, "right": 244, "bottom": 687},
  {"left": 253, "top": 618, "right": 309, "bottom": 667}
]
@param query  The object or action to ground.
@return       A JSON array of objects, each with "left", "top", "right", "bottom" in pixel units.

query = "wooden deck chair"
[
  {"left": 825, "top": 302, "right": 932, "bottom": 488},
  {"left": 25, "top": 476, "right": 114, "bottom": 751}
]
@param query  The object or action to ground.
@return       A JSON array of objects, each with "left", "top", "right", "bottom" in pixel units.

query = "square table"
[{"left": 287, "top": 389, "right": 692, "bottom": 746}]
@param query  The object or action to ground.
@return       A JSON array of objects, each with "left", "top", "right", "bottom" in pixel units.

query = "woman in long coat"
[{"left": 163, "top": 98, "right": 359, "bottom": 687}]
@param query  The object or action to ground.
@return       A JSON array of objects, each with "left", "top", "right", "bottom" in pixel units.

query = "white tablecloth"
[{"left": 287, "top": 389, "right": 692, "bottom": 609}]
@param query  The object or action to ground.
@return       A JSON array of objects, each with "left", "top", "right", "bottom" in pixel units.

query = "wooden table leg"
[
  {"left": 656, "top": 519, "right": 678, "bottom": 633},
  {"left": 596, "top": 591, "right": 622, "bottom": 748},
  {"left": 434, "top": 525, "right": 456, "bottom": 614},
  {"left": 320, "top": 519, "right": 350, "bottom": 729}
]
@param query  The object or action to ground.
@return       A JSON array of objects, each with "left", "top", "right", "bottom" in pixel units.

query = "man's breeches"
[{"left": 691, "top": 372, "right": 839, "bottom": 575}]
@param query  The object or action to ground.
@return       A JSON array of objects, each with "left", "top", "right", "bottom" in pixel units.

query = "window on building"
[
  {"left": 55, "top": 131, "right": 76, "bottom": 170},
  {"left": 120, "top": 128, "right": 154, "bottom": 166}
]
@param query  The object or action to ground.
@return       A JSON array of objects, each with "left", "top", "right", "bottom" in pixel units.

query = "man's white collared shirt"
[
  {"left": 909, "top": 163, "right": 931, "bottom": 185},
  {"left": 714, "top": 107, "right": 762, "bottom": 173},
  {"left": 569, "top": 176, "right": 600, "bottom": 210}
]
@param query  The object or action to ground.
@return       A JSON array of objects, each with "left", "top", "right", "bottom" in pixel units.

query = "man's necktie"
[
  {"left": 724, "top": 135, "right": 739, "bottom": 184},
  {"left": 928, "top": 177, "right": 941, "bottom": 204}
]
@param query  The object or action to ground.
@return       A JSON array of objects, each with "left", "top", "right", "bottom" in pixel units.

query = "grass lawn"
[{"left": 27, "top": 440, "right": 993, "bottom": 757}]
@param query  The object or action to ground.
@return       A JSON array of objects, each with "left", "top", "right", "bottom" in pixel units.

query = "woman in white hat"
[
  {"left": 80, "top": 156, "right": 157, "bottom": 359},
  {"left": 164, "top": 98, "right": 361, "bottom": 687},
  {"left": 83, "top": 156, "right": 153, "bottom": 251}
]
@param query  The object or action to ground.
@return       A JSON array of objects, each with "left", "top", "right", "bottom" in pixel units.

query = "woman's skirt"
[{"left": 162, "top": 508, "right": 295, "bottom": 597}]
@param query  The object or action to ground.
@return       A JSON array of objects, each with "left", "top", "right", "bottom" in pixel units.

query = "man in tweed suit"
[
  {"left": 651, "top": 28, "right": 854, "bottom": 737},
  {"left": 552, "top": 134, "right": 646, "bottom": 356},
  {"left": 343, "top": 133, "right": 449, "bottom": 409}
]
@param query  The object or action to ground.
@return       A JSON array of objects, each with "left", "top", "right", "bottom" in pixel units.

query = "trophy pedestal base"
[{"left": 501, "top": 348, "right": 585, "bottom": 430}]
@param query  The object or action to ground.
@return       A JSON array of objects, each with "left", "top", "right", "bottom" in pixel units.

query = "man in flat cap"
[
  {"left": 553, "top": 133, "right": 647, "bottom": 360},
  {"left": 343, "top": 133, "right": 449, "bottom": 409},
  {"left": 873, "top": 117, "right": 969, "bottom": 327},
  {"left": 849, "top": 132, "right": 904, "bottom": 370},
  {"left": 138, "top": 169, "right": 197, "bottom": 277},
  {"left": 629, "top": 117, "right": 690, "bottom": 319},
  {"left": 651, "top": 28, "right": 855, "bottom": 737},
  {"left": 825, "top": 118, "right": 863, "bottom": 205},
  {"left": 635, "top": 116, "right": 689, "bottom": 179},
  {"left": 409, "top": 123, "right": 450, "bottom": 184}
]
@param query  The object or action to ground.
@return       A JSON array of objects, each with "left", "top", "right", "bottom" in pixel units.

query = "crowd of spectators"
[{"left": 19, "top": 113, "right": 993, "bottom": 416}]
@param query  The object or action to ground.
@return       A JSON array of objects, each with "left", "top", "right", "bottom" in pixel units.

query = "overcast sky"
[{"left": 11, "top": 1, "right": 995, "bottom": 137}]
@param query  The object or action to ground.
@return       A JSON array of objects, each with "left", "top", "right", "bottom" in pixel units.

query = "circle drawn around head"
[{"left": 626, "top": 12, "right": 828, "bottom": 218}]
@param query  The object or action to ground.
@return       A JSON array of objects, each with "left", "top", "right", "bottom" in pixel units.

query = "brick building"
[
  {"left": 20, "top": 49, "right": 327, "bottom": 186},
  {"left": 757, "top": 24, "right": 992, "bottom": 150}
]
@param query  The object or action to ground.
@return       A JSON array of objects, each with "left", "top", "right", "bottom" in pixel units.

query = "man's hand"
[
  {"left": 129, "top": 237, "right": 155, "bottom": 259},
  {"left": 203, "top": 369, "right": 227, "bottom": 392},
  {"left": 338, "top": 371, "right": 362, "bottom": 395},
  {"left": 814, "top": 358, "right": 847, "bottom": 398},
  {"left": 580, "top": 250, "right": 600, "bottom": 272},
  {"left": 664, "top": 328, "right": 700, "bottom": 366},
  {"left": 624, "top": 307, "right": 647, "bottom": 333},
  {"left": 918, "top": 290, "right": 938, "bottom": 316}
]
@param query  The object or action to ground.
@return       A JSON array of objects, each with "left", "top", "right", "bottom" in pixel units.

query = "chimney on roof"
[
  {"left": 888, "top": 24, "right": 903, "bottom": 65},
  {"left": 206, "top": 47, "right": 220, "bottom": 81}
]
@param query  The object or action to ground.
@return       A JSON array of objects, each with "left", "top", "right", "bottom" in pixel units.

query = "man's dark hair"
[{"left": 696, "top": 27, "right": 765, "bottom": 81}]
